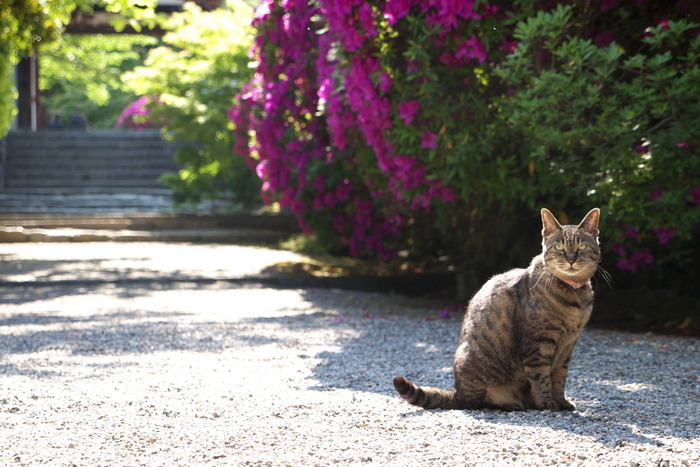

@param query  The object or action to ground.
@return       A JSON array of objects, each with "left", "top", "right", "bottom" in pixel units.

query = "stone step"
[
  {"left": 0, "top": 187, "right": 172, "bottom": 195},
  {"left": 0, "top": 192, "right": 176, "bottom": 215},
  {"left": 0, "top": 211, "right": 299, "bottom": 243},
  {"left": 6, "top": 157, "right": 176, "bottom": 166},
  {"left": 0, "top": 226, "right": 292, "bottom": 244},
  {"left": 8, "top": 129, "right": 171, "bottom": 142},
  {"left": 4, "top": 178, "right": 171, "bottom": 188},
  {"left": 0, "top": 211, "right": 299, "bottom": 231}
]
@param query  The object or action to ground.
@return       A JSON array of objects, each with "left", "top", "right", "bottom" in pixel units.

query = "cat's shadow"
[
  {"left": 394, "top": 402, "right": 667, "bottom": 447},
  {"left": 299, "top": 296, "right": 698, "bottom": 445}
]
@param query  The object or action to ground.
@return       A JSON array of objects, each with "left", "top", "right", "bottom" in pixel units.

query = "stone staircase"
[
  {"left": 0, "top": 129, "right": 181, "bottom": 214},
  {"left": 0, "top": 130, "right": 299, "bottom": 243}
]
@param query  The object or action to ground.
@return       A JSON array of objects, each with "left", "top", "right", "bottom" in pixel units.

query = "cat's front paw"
[
  {"left": 556, "top": 399, "right": 576, "bottom": 411},
  {"left": 537, "top": 399, "right": 559, "bottom": 411}
]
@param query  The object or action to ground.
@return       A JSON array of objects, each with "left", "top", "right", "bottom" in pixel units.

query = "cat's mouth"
[
  {"left": 558, "top": 264, "right": 594, "bottom": 280},
  {"left": 557, "top": 265, "right": 586, "bottom": 277}
]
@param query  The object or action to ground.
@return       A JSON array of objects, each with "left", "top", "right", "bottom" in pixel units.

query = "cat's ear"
[
  {"left": 541, "top": 208, "right": 563, "bottom": 237},
  {"left": 578, "top": 208, "right": 600, "bottom": 236}
]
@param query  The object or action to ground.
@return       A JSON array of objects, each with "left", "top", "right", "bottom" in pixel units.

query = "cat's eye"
[
  {"left": 577, "top": 243, "right": 588, "bottom": 251},
  {"left": 554, "top": 244, "right": 564, "bottom": 251}
]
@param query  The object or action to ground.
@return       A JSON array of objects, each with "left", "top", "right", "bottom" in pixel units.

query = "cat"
[{"left": 393, "top": 208, "right": 601, "bottom": 411}]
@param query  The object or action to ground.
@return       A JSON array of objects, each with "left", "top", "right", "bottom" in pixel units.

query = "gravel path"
[
  {"left": 0, "top": 243, "right": 306, "bottom": 283},
  {"left": 0, "top": 244, "right": 698, "bottom": 466}
]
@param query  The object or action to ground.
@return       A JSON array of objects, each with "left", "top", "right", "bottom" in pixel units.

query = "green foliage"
[
  {"left": 39, "top": 34, "right": 157, "bottom": 128},
  {"left": 122, "top": 1, "right": 261, "bottom": 209},
  {"left": 0, "top": 55, "right": 17, "bottom": 133},
  {"left": 0, "top": 0, "right": 163, "bottom": 137},
  {"left": 40, "top": 34, "right": 157, "bottom": 107},
  {"left": 495, "top": 9, "right": 700, "bottom": 277}
]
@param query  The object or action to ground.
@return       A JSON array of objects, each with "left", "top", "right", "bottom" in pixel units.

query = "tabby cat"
[{"left": 393, "top": 208, "right": 601, "bottom": 411}]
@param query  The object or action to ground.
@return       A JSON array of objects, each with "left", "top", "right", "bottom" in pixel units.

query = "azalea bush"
[
  {"left": 496, "top": 5, "right": 700, "bottom": 278},
  {"left": 233, "top": 0, "right": 700, "bottom": 282}
]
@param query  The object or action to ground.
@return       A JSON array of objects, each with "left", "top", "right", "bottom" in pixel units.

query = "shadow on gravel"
[
  {"left": 0, "top": 258, "right": 211, "bottom": 291},
  {"left": 0, "top": 257, "right": 152, "bottom": 281},
  {"left": 293, "top": 289, "right": 699, "bottom": 446},
  {"left": 0, "top": 282, "right": 696, "bottom": 447},
  {"left": 0, "top": 285, "right": 93, "bottom": 305}
]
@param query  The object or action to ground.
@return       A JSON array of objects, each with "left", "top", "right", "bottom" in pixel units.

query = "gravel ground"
[
  {"left": 0, "top": 276, "right": 698, "bottom": 467},
  {"left": 0, "top": 243, "right": 307, "bottom": 283}
]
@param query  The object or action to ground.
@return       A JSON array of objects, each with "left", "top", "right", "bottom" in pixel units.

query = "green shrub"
[
  {"left": 237, "top": 1, "right": 700, "bottom": 284},
  {"left": 123, "top": 1, "right": 261, "bottom": 209}
]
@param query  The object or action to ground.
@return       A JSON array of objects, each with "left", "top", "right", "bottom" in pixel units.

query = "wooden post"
[{"left": 16, "top": 49, "right": 42, "bottom": 131}]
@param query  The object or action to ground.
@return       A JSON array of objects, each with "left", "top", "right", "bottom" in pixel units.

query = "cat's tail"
[{"left": 392, "top": 376, "right": 463, "bottom": 410}]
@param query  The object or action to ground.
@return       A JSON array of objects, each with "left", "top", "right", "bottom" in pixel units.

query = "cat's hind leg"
[{"left": 484, "top": 384, "right": 528, "bottom": 411}]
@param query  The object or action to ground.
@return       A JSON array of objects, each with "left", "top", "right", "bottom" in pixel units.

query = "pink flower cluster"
[
  {"left": 115, "top": 96, "right": 156, "bottom": 130},
  {"left": 228, "top": 0, "right": 697, "bottom": 269},
  {"left": 229, "top": 0, "right": 499, "bottom": 258},
  {"left": 615, "top": 246, "right": 655, "bottom": 272},
  {"left": 318, "top": 0, "right": 473, "bottom": 211},
  {"left": 612, "top": 220, "right": 679, "bottom": 272},
  {"left": 230, "top": 0, "right": 410, "bottom": 258}
]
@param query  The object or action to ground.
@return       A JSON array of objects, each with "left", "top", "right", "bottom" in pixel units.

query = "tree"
[
  {"left": 121, "top": 1, "right": 261, "bottom": 209},
  {"left": 0, "top": 0, "right": 162, "bottom": 137},
  {"left": 40, "top": 34, "right": 158, "bottom": 129}
]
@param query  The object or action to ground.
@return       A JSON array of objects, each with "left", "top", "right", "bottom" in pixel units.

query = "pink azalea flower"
[
  {"left": 649, "top": 188, "right": 664, "bottom": 201},
  {"left": 617, "top": 249, "right": 654, "bottom": 272},
  {"left": 384, "top": 0, "right": 412, "bottom": 26},
  {"left": 421, "top": 131, "right": 438, "bottom": 149},
  {"left": 440, "top": 188, "right": 457, "bottom": 202},
  {"left": 652, "top": 226, "right": 676, "bottom": 245},
  {"left": 482, "top": 4, "right": 499, "bottom": 18},
  {"left": 623, "top": 224, "right": 639, "bottom": 239},
  {"left": 397, "top": 100, "right": 420, "bottom": 125},
  {"left": 677, "top": 140, "right": 691, "bottom": 152},
  {"left": 255, "top": 160, "right": 267, "bottom": 179},
  {"left": 600, "top": 0, "right": 617, "bottom": 11},
  {"left": 611, "top": 243, "right": 626, "bottom": 257},
  {"left": 455, "top": 34, "right": 488, "bottom": 64},
  {"left": 377, "top": 72, "right": 392, "bottom": 93}
]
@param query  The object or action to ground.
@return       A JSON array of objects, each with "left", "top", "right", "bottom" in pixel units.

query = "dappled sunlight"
[
  {"left": 0, "top": 242, "right": 308, "bottom": 283},
  {"left": 0, "top": 280, "right": 697, "bottom": 466},
  {"left": 601, "top": 381, "right": 659, "bottom": 393}
]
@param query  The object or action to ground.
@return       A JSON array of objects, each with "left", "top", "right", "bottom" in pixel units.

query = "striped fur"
[{"left": 394, "top": 208, "right": 600, "bottom": 411}]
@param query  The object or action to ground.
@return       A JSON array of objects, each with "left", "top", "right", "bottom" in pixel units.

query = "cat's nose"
[{"left": 566, "top": 255, "right": 576, "bottom": 264}]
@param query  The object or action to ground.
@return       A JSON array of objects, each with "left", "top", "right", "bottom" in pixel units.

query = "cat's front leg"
[
  {"left": 524, "top": 366, "right": 558, "bottom": 410},
  {"left": 551, "top": 361, "right": 576, "bottom": 411},
  {"left": 523, "top": 342, "right": 559, "bottom": 410}
]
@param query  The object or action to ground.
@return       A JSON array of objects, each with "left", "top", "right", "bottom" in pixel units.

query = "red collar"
[{"left": 562, "top": 279, "right": 588, "bottom": 289}]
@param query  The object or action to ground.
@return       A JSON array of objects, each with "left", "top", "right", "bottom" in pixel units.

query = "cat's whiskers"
[
  {"left": 531, "top": 267, "right": 554, "bottom": 291},
  {"left": 544, "top": 271, "right": 556, "bottom": 292},
  {"left": 594, "top": 265, "right": 614, "bottom": 288}
]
